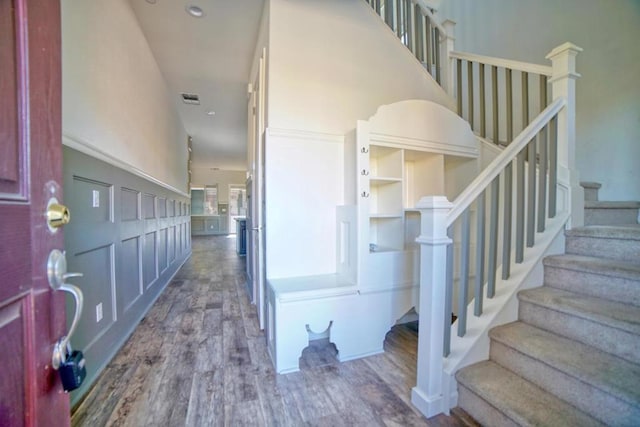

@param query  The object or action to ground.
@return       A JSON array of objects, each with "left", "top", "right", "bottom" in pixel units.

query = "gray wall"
[
  {"left": 63, "top": 147, "right": 191, "bottom": 405},
  {"left": 438, "top": 0, "right": 640, "bottom": 201}
]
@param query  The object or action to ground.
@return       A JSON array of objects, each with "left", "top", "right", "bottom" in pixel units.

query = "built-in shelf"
[
  {"left": 369, "top": 145, "right": 403, "bottom": 180},
  {"left": 370, "top": 177, "right": 403, "bottom": 185},
  {"left": 340, "top": 100, "right": 478, "bottom": 291},
  {"left": 358, "top": 144, "right": 447, "bottom": 254},
  {"left": 369, "top": 213, "right": 403, "bottom": 219},
  {"left": 368, "top": 214, "right": 403, "bottom": 251},
  {"left": 369, "top": 245, "right": 401, "bottom": 253}
]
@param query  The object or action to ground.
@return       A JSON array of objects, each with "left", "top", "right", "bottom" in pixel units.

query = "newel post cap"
[
  {"left": 546, "top": 42, "right": 583, "bottom": 83},
  {"left": 442, "top": 19, "right": 456, "bottom": 39},
  {"left": 442, "top": 19, "right": 457, "bottom": 27},
  {"left": 415, "top": 195, "right": 453, "bottom": 210},
  {"left": 546, "top": 42, "right": 583, "bottom": 60}
]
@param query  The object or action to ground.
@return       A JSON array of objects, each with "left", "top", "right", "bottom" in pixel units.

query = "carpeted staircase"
[
  {"left": 581, "top": 182, "right": 640, "bottom": 226},
  {"left": 455, "top": 190, "right": 640, "bottom": 426}
]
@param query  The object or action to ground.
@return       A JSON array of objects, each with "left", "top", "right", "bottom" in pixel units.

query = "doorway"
[
  {"left": 247, "top": 48, "right": 267, "bottom": 328},
  {"left": 228, "top": 184, "right": 247, "bottom": 234}
]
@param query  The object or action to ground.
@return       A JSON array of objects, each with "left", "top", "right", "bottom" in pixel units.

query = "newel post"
[
  {"left": 411, "top": 196, "right": 453, "bottom": 417},
  {"left": 546, "top": 42, "right": 584, "bottom": 228},
  {"left": 441, "top": 19, "right": 456, "bottom": 98}
]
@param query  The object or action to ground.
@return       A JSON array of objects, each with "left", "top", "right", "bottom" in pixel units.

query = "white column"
[
  {"left": 546, "top": 42, "right": 583, "bottom": 228},
  {"left": 442, "top": 19, "right": 456, "bottom": 98},
  {"left": 412, "top": 196, "right": 453, "bottom": 417}
]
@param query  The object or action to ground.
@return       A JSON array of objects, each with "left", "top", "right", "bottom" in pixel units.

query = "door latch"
[{"left": 47, "top": 249, "right": 87, "bottom": 392}]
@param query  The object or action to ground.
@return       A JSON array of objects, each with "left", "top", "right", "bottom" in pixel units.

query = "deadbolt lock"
[{"left": 47, "top": 198, "right": 70, "bottom": 230}]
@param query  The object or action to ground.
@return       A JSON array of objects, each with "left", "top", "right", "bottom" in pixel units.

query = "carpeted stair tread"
[
  {"left": 543, "top": 254, "right": 640, "bottom": 306},
  {"left": 490, "top": 322, "right": 640, "bottom": 406},
  {"left": 518, "top": 287, "right": 640, "bottom": 336},
  {"left": 566, "top": 226, "right": 640, "bottom": 262},
  {"left": 456, "top": 361, "right": 604, "bottom": 427},
  {"left": 544, "top": 254, "right": 640, "bottom": 281},
  {"left": 566, "top": 225, "right": 640, "bottom": 240},
  {"left": 580, "top": 181, "right": 602, "bottom": 190},
  {"left": 585, "top": 200, "right": 640, "bottom": 209},
  {"left": 581, "top": 182, "right": 602, "bottom": 202}
]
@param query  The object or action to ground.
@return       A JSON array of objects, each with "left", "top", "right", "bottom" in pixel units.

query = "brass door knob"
[{"left": 47, "top": 202, "right": 70, "bottom": 229}]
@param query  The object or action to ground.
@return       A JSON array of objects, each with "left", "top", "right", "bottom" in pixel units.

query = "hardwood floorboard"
[
  {"left": 104, "top": 363, "right": 155, "bottom": 427},
  {"left": 222, "top": 288, "right": 242, "bottom": 320},
  {"left": 195, "top": 334, "right": 223, "bottom": 373},
  {"left": 225, "top": 399, "right": 265, "bottom": 427},
  {"left": 223, "top": 364, "right": 259, "bottom": 404},
  {"left": 288, "top": 369, "right": 340, "bottom": 423},
  {"left": 72, "top": 235, "right": 466, "bottom": 426},
  {"left": 255, "top": 373, "right": 304, "bottom": 426},
  {"left": 246, "top": 337, "right": 275, "bottom": 376}
]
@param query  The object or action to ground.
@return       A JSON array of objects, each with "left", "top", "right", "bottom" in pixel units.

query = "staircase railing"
[
  {"left": 444, "top": 97, "right": 563, "bottom": 351},
  {"left": 450, "top": 51, "right": 553, "bottom": 146},
  {"left": 363, "top": 0, "right": 562, "bottom": 150},
  {"left": 410, "top": 42, "right": 584, "bottom": 417},
  {"left": 364, "top": 0, "right": 449, "bottom": 85},
  {"left": 361, "top": 0, "right": 584, "bottom": 416}
]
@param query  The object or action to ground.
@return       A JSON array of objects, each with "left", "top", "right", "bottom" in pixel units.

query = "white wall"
[
  {"left": 248, "top": 0, "right": 270, "bottom": 179},
  {"left": 439, "top": 0, "right": 640, "bottom": 201},
  {"left": 261, "top": 0, "right": 462, "bottom": 280},
  {"left": 61, "top": 0, "right": 188, "bottom": 192},
  {"left": 268, "top": 0, "right": 455, "bottom": 135},
  {"left": 249, "top": 0, "right": 270, "bottom": 99},
  {"left": 191, "top": 168, "right": 247, "bottom": 203},
  {"left": 264, "top": 131, "right": 344, "bottom": 279}
]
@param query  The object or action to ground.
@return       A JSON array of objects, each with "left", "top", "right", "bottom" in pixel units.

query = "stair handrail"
[
  {"left": 363, "top": 0, "right": 450, "bottom": 84},
  {"left": 448, "top": 48, "right": 555, "bottom": 146},
  {"left": 449, "top": 50, "right": 552, "bottom": 77},
  {"left": 363, "top": 0, "right": 558, "bottom": 144},
  {"left": 447, "top": 98, "right": 565, "bottom": 226},
  {"left": 414, "top": 0, "right": 448, "bottom": 39}
]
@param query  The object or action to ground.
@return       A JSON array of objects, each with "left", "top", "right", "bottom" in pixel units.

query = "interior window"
[
  {"left": 229, "top": 185, "right": 246, "bottom": 216},
  {"left": 204, "top": 185, "right": 218, "bottom": 215}
]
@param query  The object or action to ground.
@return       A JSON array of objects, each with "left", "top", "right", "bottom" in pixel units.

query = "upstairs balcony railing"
[
  {"left": 364, "top": 0, "right": 446, "bottom": 84},
  {"left": 364, "top": 0, "right": 560, "bottom": 149}
]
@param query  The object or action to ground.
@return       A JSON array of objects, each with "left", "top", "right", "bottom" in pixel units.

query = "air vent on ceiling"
[{"left": 181, "top": 93, "right": 200, "bottom": 105}]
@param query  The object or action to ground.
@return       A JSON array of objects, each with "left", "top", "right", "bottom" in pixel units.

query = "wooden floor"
[{"left": 72, "top": 235, "right": 465, "bottom": 426}]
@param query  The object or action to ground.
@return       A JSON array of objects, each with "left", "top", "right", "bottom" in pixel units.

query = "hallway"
[{"left": 71, "top": 236, "right": 461, "bottom": 426}]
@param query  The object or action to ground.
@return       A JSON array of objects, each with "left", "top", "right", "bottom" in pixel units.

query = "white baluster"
[{"left": 442, "top": 19, "right": 456, "bottom": 98}]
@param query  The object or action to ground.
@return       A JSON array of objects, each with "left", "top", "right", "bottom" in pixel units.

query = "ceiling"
[{"left": 129, "top": 0, "right": 265, "bottom": 171}]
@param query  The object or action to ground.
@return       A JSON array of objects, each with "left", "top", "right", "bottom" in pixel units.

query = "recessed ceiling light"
[
  {"left": 186, "top": 5, "right": 205, "bottom": 18},
  {"left": 206, "top": 110, "right": 216, "bottom": 116},
  {"left": 145, "top": 0, "right": 157, "bottom": 4}
]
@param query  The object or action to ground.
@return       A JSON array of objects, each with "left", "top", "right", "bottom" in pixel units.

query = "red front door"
[{"left": 0, "top": 0, "right": 69, "bottom": 425}]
